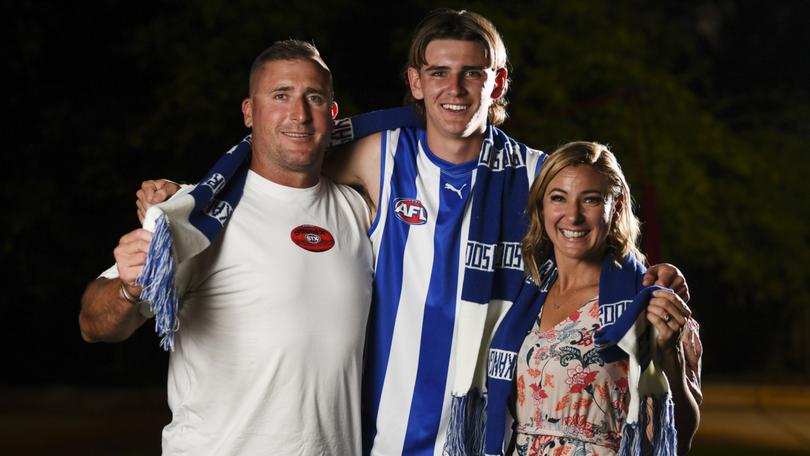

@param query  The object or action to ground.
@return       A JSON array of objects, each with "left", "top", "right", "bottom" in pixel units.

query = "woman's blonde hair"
[{"left": 523, "top": 141, "right": 645, "bottom": 283}]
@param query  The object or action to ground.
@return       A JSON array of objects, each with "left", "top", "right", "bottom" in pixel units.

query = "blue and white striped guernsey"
[{"left": 363, "top": 126, "right": 546, "bottom": 455}]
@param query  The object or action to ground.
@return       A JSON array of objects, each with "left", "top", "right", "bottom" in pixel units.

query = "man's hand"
[
  {"left": 643, "top": 263, "right": 689, "bottom": 302},
  {"left": 136, "top": 179, "right": 181, "bottom": 223},
  {"left": 114, "top": 228, "right": 153, "bottom": 298},
  {"left": 79, "top": 228, "right": 153, "bottom": 343}
]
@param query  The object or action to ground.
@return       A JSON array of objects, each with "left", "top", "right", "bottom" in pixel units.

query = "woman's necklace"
[{"left": 548, "top": 282, "right": 598, "bottom": 310}]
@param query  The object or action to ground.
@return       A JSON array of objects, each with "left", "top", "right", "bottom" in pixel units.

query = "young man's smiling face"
[{"left": 407, "top": 39, "right": 506, "bottom": 145}]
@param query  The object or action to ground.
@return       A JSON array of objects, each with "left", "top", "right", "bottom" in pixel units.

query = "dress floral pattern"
[{"left": 512, "top": 298, "right": 628, "bottom": 456}]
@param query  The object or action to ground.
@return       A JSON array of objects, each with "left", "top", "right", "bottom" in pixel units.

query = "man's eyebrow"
[{"left": 303, "top": 87, "right": 328, "bottom": 95}]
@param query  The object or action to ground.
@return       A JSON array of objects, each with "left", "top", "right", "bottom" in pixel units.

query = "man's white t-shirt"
[{"left": 105, "top": 170, "right": 373, "bottom": 455}]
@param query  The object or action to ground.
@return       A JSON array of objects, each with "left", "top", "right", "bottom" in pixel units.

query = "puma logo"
[{"left": 444, "top": 183, "right": 467, "bottom": 199}]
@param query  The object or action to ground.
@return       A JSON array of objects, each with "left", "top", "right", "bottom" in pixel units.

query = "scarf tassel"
[
  {"left": 617, "top": 394, "right": 677, "bottom": 456},
  {"left": 652, "top": 393, "right": 678, "bottom": 455},
  {"left": 137, "top": 213, "right": 179, "bottom": 351},
  {"left": 444, "top": 390, "right": 487, "bottom": 456}
]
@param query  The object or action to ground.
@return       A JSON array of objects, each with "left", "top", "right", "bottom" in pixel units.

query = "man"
[
  {"left": 80, "top": 40, "right": 373, "bottom": 455},
  {"left": 140, "top": 10, "right": 696, "bottom": 455}
]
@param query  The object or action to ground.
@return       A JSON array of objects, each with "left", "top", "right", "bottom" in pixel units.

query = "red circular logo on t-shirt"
[{"left": 290, "top": 225, "right": 335, "bottom": 252}]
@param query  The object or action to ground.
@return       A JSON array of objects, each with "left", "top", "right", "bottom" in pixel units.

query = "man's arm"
[
  {"left": 79, "top": 278, "right": 147, "bottom": 342},
  {"left": 79, "top": 229, "right": 152, "bottom": 342},
  {"left": 323, "top": 132, "right": 383, "bottom": 219}
]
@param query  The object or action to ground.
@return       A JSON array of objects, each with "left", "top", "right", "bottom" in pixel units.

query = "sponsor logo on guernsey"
[
  {"left": 488, "top": 349, "right": 517, "bottom": 380},
  {"left": 477, "top": 141, "right": 526, "bottom": 172},
  {"left": 393, "top": 198, "right": 427, "bottom": 225},
  {"left": 201, "top": 173, "right": 226, "bottom": 194},
  {"left": 290, "top": 225, "right": 335, "bottom": 252},
  {"left": 465, "top": 241, "right": 523, "bottom": 272},
  {"left": 205, "top": 199, "right": 233, "bottom": 226},
  {"left": 443, "top": 183, "right": 467, "bottom": 199},
  {"left": 599, "top": 300, "right": 631, "bottom": 328}
]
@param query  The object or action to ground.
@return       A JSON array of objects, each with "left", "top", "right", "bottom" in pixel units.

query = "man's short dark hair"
[{"left": 248, "top": 40, "right": 333, "bottom": 96}]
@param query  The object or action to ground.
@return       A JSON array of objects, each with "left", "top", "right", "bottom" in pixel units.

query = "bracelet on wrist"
[{"left": 120, "top": 282, "right": 144, "bottom": 305}]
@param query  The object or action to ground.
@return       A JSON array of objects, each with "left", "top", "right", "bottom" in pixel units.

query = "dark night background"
[{"left": 3, "top": 0, "right": 809, "bottom": 454}]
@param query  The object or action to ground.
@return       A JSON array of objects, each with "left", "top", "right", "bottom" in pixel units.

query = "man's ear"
[
  {"left": 407, "top": 67, "right": 424, "bottom": 101},
  {"left": 330, "top": 101, "right": 339, "bottom": 120},
  {"left": 242, "top": 98, "right": 253, "bottom": 128},
  {"left": 490, "top": 68, "right": 508, "bottom": 99}
]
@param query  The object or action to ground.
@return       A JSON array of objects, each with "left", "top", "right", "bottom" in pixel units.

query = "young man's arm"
[
  {"left": 643, "top": 263, "right": 690, "bottom": 302},
  {"left": 647, "top": 290, "right": 701, "bottom": 454},
  {"left": 79, "top": 229, "right": 152, "bottom": 342},
  {"left": 323, "top": 132, "right": 383, "bottom": 219}
]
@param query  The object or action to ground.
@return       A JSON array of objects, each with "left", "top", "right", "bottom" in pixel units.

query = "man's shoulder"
[{"left": 321, "top": 178, "right": 372, "bottom": 220}]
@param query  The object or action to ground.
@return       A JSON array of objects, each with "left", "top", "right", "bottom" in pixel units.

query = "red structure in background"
[{"left": 640, "top": 182, "right": 661, "bottom": 266}]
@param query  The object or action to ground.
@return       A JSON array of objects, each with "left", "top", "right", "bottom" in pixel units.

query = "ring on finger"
[{"left": 664, "top": 313, "right": 672, "bottom": 323}]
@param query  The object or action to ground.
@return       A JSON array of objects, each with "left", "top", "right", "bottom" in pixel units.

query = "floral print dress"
[{"left": 512, "top": 298, "right": 629, "bottom": 456}]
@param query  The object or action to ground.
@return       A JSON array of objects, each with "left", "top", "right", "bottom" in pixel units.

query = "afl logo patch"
[
  {"left": 290, "top": 225, "right": 335, "bottom": 252},
  {"left": 394, "top": 198, "right": 427, "bottom": 225}
]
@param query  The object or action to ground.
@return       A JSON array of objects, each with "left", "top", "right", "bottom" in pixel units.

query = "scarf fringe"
[
  {"left": 653, "top": 393, "right": 678, "bottom": 455},
  {"left": 444, "top": 390, "right": 487, "bottom": 456},
  {"left": 617, "top": 394, "right": 677, "bottom": 456},
  {"left": 137, "top": 213, "right": 179, "bottom": 351}
]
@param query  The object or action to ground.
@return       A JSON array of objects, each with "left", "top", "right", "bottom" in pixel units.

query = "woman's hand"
[{"left": 646, "top": 289, "right": 692, "bottom": 351}]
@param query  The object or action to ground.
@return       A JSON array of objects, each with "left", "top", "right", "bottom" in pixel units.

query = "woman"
[{"left": 485, "top": 142, "right": 702, "bottom": 456}]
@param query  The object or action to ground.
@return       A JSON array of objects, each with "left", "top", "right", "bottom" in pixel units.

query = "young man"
[
  {"left": 80, "top": 40, "right": 373, "bottom": 455},
  {"left": 138, "top": 10, "right": 695, "bottom": 455},
  {"left": 330, "top": 10, "right": 694, "bottom": 455}
]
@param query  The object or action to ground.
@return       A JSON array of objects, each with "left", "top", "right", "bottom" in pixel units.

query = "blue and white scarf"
[
  {"left": 444, "top": 126, "right": 546, "bottom": 456},
  {"left": 483, "top": 254, "right": 677, "bottom": 456},
  {"left": 137, "top": 106, "right": 422, "bottom": 351}
]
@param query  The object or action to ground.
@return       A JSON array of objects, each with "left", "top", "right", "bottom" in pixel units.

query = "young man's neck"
[{"left": 425, "top": 127, "right": 487, "bottom": 165}]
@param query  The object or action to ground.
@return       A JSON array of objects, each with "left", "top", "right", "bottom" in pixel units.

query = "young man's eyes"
[{"left": 427, "top": 70, "right": 484, "bottom": 78}]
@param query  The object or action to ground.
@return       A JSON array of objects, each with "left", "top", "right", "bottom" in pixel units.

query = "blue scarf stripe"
[{"left": 361, "top": 128, "right": 422, "bottom": 453}]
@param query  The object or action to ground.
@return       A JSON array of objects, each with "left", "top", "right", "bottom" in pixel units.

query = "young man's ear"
[
  {"left": 490, "top": 68, "right": 508, "bottom": 99},
  {"left": 242, "top": 98, "right": 253, "bottom": 128},
  {"left": 407, "top": 67, "right": 425, "bottom": 101}
]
